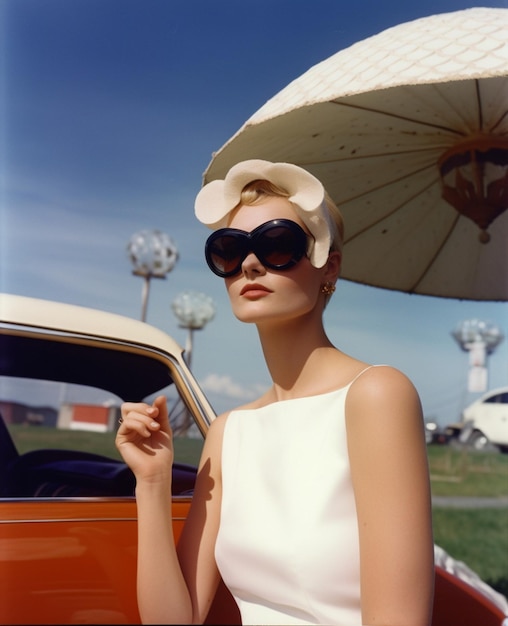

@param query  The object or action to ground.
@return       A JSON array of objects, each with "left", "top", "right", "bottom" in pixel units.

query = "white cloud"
[{"left": 200, "top": 373, "right": 267, "bottom": 401}]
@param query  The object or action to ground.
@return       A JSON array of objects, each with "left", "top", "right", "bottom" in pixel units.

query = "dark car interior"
[
  {"left": 0, "top": 413, "right": 197, "bottom": 498},
  {"left": 0, "top": 415, "right": 197, "bottom": 498},
  {"left": 0, "top": 332, "right": 198, "bottom": 498}
]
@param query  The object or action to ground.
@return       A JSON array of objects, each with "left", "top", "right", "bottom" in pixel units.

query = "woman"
[{"left": 116, "top": 159, "right": 434, "bottom": 625}]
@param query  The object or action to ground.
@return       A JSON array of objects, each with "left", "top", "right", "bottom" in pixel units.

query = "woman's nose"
[{"left": 241, "top": 252, "right": 266, "bottom": 276}]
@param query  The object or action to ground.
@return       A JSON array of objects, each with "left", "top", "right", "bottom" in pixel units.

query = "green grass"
[
  {"left": 9, "top": 424, "right": 204, "bottom": 465},
  {"left": 8, "top": 427, "right": 508, "bottom": 597},
  {"left": 432, "top": 507, "right": 508, "bottom": 597},
  {"left": 427, "top": 445, "right": 508, "bottom": 598},
  {"left": 427, "top": 444, "right": 508, "bottom": 497}
]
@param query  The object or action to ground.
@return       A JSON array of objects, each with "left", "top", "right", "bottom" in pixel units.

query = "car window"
[
  {"left": 484, "top": 392, "right": 508, "bottom": 405},
  {"left": 0, "top": 375, "right": 204, "bottom": 498}
]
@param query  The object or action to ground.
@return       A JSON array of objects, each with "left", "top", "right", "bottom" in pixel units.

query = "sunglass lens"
[
  {"left": 208, "top": 234, "right": 245, "bottom": 276},
  {"left": 258, "top": 226, "right": 303, "bottom": 267}
]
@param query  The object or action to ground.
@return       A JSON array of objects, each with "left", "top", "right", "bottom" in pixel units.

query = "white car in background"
[{"left": 461, "top": 387, "right": 508, "bottom": 452}]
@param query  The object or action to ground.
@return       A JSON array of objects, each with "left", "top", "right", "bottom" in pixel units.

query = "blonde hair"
[{"left": 239, "top": 179, "right": 345, "bottom": 254}]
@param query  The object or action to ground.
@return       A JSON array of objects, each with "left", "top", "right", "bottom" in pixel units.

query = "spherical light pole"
[
  {"left": 127, "top": 229, "right": 178, "bottom": 322},
  {"left": 451, "top": 319, "right": 504, "bottom": 392},
  {"left": 171, "top": 291, "right": 215, "bottom": 369}
]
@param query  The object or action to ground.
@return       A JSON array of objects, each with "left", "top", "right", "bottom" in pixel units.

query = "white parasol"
[{"left": 204, "top": 8, "right": 508, "bottom": 301}]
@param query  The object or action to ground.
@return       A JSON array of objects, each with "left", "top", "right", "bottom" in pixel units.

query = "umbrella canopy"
[{"left": 204, "top": 8, "right": 508, "bottom": 301}]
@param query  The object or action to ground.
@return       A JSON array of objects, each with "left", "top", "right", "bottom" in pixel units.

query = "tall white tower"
[{"left": 451, "top": 319, "right": 504, "bottom": 392}]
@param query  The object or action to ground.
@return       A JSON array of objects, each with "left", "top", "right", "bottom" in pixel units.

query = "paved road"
[{"left": 432, "top": 496, "right": 508, "bottom": 509}]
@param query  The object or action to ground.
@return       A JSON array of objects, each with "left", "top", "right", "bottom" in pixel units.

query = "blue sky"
[{"left": 1, "top": 0, "right": 507, "bottom": 422}]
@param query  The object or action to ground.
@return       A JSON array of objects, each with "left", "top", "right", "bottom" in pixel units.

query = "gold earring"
[{"left": 321, "top": 281, "right": 336, "bottom": 296}]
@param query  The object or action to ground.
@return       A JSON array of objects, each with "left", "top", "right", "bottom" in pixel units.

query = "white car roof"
[{"left": 0, "top": 293, "right": 184, "bottom": 356}]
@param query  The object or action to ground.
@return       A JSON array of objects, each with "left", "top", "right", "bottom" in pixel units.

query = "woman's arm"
[
  {"left": 346, "top": 366, "right": 434, "bottom": 626},
  {"left": 116, "top": 397, "right": 226, "bottom": 624},
  {"left": 176, "top": 413, "right": 227, "bottom": 623}
]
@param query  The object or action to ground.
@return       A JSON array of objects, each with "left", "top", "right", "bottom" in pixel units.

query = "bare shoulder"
[
  {"left": 204, "top": 395, "right": 263, "bottom": 442},
  {"left": 200, "top": 401, "right": 258, "bottom": 460},
  {"left": 207, "top": 411, "right": 230, "bottom": 435},
  {"left": 201, "top": 391, "right": 273, "bottom": 463},
  {"left": 345, "top": 365, "right": 424, "bottom": 447},
  {"left": 203, "top": 410, "right": 231, "bottom": 445},
  {"left": 347, "top": 364, "right": 420, "bottom": 409}
]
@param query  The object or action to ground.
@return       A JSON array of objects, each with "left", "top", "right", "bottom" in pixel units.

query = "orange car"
[{"left": 0, "top": 293, "right": 505, "bottom": 625}]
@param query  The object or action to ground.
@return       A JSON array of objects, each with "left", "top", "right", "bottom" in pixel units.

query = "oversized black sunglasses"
[{"left": 205, "top": 219, "right": 313, "bottom": 278}]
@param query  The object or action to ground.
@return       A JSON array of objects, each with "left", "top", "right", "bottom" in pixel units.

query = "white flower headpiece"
[{"left": 195, "top": 159, "right": 335, "bottom": 268}]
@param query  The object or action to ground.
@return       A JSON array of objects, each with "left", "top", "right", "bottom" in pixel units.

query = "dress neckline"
[{"left": 235, "top": 365, "right": 378, "bottom": 414}]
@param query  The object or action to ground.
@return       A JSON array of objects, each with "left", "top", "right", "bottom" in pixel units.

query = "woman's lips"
[{"left": 240, "top": 284, "right": 273, "bottom": 298}]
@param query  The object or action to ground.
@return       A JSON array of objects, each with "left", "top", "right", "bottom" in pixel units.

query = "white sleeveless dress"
[{"left": 215, "top": 372, "right": 372, "bottom": 625}]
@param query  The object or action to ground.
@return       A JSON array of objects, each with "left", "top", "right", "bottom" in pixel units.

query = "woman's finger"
[
  {"left": 151, "top": 395, "right": 171, "bottom": 431},
  {"left": 121, "top": 402, "right": 153, "bottom": 419},
  {"left": 118, "top": 404, "right": 161, "bottom": 438}
]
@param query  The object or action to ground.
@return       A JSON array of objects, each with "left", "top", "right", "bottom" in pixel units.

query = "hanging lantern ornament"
[{"left": 438, "top": 135, "right": 508, "bottom": 243}]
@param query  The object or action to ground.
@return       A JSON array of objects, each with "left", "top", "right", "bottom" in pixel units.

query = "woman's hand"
[{"left": 115, "top": 395, "right": 174, "bottom": 485}]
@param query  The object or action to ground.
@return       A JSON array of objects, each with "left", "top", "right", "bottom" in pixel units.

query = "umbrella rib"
[
  {"left": 341, "top": 163, "right": 437, "bottom": 218},
  {"left": 343, "top": 175, "right": 436, "bottom": 244},
  {"left": 408, "top": 212, "right": 461, "bottom": 294},
  {"left": 472, "top": 79, "right": 505, "bottom": 133},
  {"left": 331, "top": 100, "right": 467, "bottom": 136},
  {"left": 489, "top": 104, "right": 508, "bottom": 133},
  {"left": 490, "top": 109, "right": 508, "bottom": 133},
  {"left": 476, "top": 79, "right": 484, "bottom": 131},
  {"left": 302, "top": 145, "right": 444, "bottom": 166}
]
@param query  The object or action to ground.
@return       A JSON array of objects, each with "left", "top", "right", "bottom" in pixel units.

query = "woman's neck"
[{"left": 256, "top": 313, "right": 339, "bottom": 401}]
